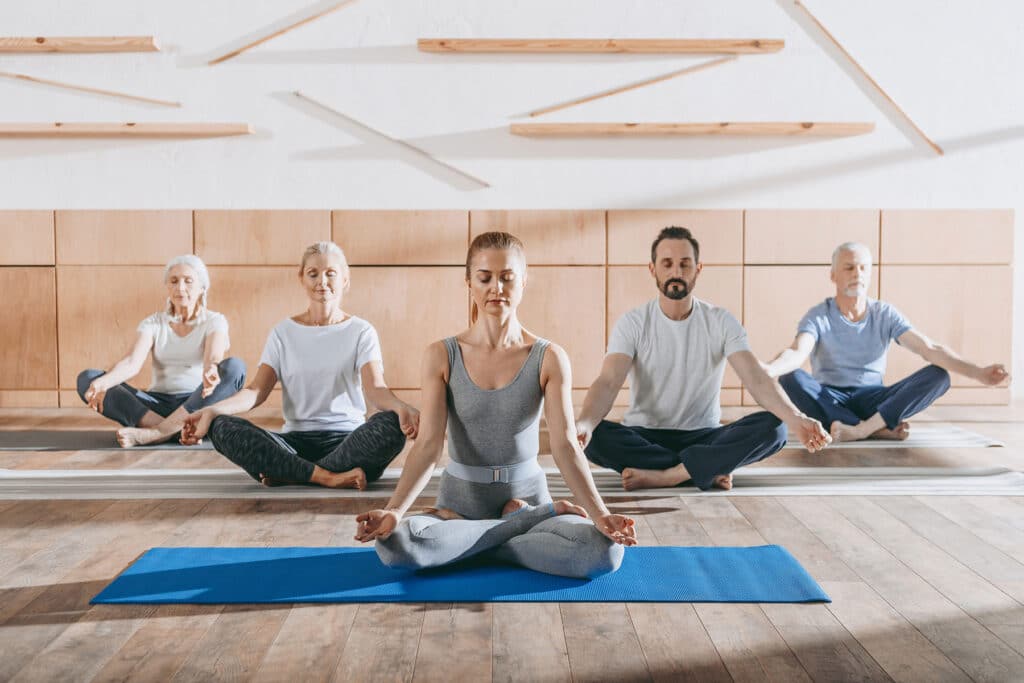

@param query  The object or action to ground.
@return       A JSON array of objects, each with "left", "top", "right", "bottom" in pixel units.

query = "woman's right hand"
[
  {"left": 180, "top": 409, "right": 215, "bottom": 445},
  {"left": 83, "top": 377, "right": 112, "bottom": 413},
  {"left": 355, "top": 509, "right": 401, "bottom": 542}
]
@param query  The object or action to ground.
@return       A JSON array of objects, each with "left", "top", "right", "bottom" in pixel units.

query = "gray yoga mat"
[{"left": 0, "top": 430, "right": 213, "bottom": 451}]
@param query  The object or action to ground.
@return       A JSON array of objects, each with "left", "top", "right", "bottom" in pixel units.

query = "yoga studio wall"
[
  {"left": 0, "top": 2, "right": 1021, "bottom": 397},
  {"left": 0, "top": 209, "right": 1012, "bottom": 408}
]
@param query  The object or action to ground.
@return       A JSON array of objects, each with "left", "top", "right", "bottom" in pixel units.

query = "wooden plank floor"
[{"left": 2, "top": 409, "right": 1024, "bottom": 681}]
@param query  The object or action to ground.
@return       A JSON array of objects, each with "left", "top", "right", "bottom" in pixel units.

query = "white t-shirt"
[
  {"left": 137, "top": 311, "right": 229, "bottom": 394},
  {"left": 259, "top": 316, "right": 383, "bottom": 433},
  {"left": 607, "top": 297, "right": 750, "bottom": 430}
]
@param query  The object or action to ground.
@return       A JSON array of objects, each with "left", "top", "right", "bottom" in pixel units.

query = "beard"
[
  {"left": 659, "top": 277, "right": 692, "bottom": 300},
  {"left": 842, "top": 282, "right": 867, "bottom": 297}
]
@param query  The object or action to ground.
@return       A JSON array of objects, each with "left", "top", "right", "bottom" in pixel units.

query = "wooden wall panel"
[
  {"left": 881, "top": 266, "right": 1012, "bottom": 394},
  {"left": 742, "top": 265, "right": 880, "bottom": 405},
  {"left": 881, "top": 210, "right": 1014, "bottom": 264},
  {"left": 607, "top": 266, "right": 743, "bottom": 388},
  {"left": 56, "top": 210, "right": 192, "bottom": 265},
  {"left": 745, "top": 210, "right": 879, "bottom": 264},
  {"left": 0, "top": 391, "right": 59, "bottom": 407},
  {"left": 344, "top": 267, "right": 468, "bottom": 388},
  {"left": 333, "top": 211, "right": 468, "bottom": 265},
  {"left": 57, "top": 266, "right": 165, "bottom": 391},
  {"left": 195, "top": 210, "right": 330, "bottom": 265},
  {"left": 0, "top": 211, "right": 54, "bottom": 265},
  {"left": 470, "top": 210, "right": 605, "bottom": 265},
  {"left": 517, "top": 267, "right": 605, "bottom": 387},
  {"left": 607, "top": 210, "right": 743, "bottom": 265},
  {"left": 0, "top": 267, "right": 57, "bottom": 389}
]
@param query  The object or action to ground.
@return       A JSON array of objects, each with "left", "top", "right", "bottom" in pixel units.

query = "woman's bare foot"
[
  {"left": 712, "top": 473, "right": 733, "bottom": 490},
  {"left": 621, "top": 463, "right": 690, "bottom": 491},
  {"left": 829, "top": 421, "right": 869, "bottom": 443},
  {"left": 421, "top": 507, "right": 464, "bottom": 520},
  {"left": 116, "top": 427, "right": 173, "bottom": 448},
  {"left": 551, "top": 500, "right": 588, "bottom": 518},
  {"left": 869, "top": 422, "right": 911, "bottom": 441},
  {"left": 501, "top": 498, "right": 529, "bottom": 517},
  {"left": 311, "top": 466, "right": 367, "bottom": 490}
]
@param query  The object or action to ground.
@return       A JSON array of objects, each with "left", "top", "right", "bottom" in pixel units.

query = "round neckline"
[
  {"left": 655, "top": 297, "right": 699, "bottom": 323},
  {"left": 287, "top": 315, "right": 355, "bottom": 329}
]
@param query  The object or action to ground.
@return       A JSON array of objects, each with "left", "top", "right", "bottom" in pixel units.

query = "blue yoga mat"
[{"left": 92, "top": 545, "right": 829, "bottom": 604}]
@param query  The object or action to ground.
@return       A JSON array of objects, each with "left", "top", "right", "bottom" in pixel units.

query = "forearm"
[
  {"left": 384, "top": 439, "right": 440, "bottom": 515},
  {"left": 202, "top": 337, "right": 228, "bottom": 368},
  {"left": 364, "top": 386, "right": 408, "bottom": 414},
  {"left": 766, "top": 349, "right": 805, "bottom": 378},
  {"left": 101, "top": 357, "right": 142, "bottom": 386},
  {"left": 747, "top": 373, "right": 803, "bottom": 424},
  {"left": 205, "top": 387, "right": 263, "bottom": 416},
  {"left": 551, "top": 440, "right": 610, "bottom": 519},
  {"left": 923, "top": 344, "right": 981, "bottom": 380},
  {"left": 577, "top": 379, "right": 617, "bottom": 427}
]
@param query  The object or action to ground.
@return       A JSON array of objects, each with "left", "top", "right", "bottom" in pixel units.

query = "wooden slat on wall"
[
  {"left": 745, "top": 210, "right": 879, "bottom": 264},
  {"left": 517, "top": 266, "right": 605, "bottom": 388},
  {"left": 195, "top": 211, "right": 330, "bottom": 265},
  {"left": 56, "top": 210, "right": 192, "bottom": 265},
  {"left": 470, "top": 211, "right": 605, "bottom": 265},
  {"left": 881, "top": 265, "right": 1012, "bottom": 392},
  {"left": 345, "top": 267, "right": 469, "bottom": 388},
  {"left": 56, "top": 266, "right": 165, "bottom": 391},
  {"left": 881, "top": 210, "right": 1014, "bottom": 264},
  {"left": 607, "top": 210, "right": 743, "bottom": 265},
  {"left": 0, "top": 211, "right": 54, "bottom": 265},
  {"left": 333, "top": 211, "right": 468, "bottom": 265},
  {"left": 0, "top": 267, "right": 57, "bottom": 389},
  {"left": 607, "top": 265, "right": 744, "bottom": 390}
]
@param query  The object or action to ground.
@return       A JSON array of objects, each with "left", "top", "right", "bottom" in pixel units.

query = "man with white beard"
[{"left": 763, "top": 242, "right": 1010, "bottom": 442}]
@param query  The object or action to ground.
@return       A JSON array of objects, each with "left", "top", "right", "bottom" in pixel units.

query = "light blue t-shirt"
[{"left": 797, "top": 298, "right": 912, "bottom": 387}]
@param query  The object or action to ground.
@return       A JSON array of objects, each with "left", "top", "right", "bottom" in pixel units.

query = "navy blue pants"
[
  {"left": 779, "top": 365, "right": 950, "bottom": 431},
  {"left": 76, "top": 357, "right": 247, "bottom": 427},
  {"left": 584, "top": 412, "right": 787, "bottom": 490}
]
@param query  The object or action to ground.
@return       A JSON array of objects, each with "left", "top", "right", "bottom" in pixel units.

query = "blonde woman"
[
  {"left": 181, "top": 242, "right": 417, "bottom": 490},
  {"left": 77, "top": 255, "right": 245, "bottom": 448},
  {"left": 355, "top": 232, "right": 636, "bottom": 579}
]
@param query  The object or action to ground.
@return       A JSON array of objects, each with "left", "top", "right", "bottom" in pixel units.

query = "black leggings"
[{"left": 208, "top": 411, "right": 407, "bottom": 484}]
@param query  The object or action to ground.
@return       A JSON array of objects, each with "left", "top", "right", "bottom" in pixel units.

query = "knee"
[
  {"left": 208, "top": 414, "right": 241, "bottom": 445},
  {"left": 578, "top": 528, "right": 625, "bottom": 578},
  {"left": 374, "top": 524, "right": 424, "bottom": 570},
  {"left": 778, "top": 369, "right": 807, "bottom": 394},
  {"left": 924, "top": 365, "right": 951, "bottom": 392},
  {"left": 372, "top": 410, "right": 407, "bottom": 446},
  {"left": 76, "top": 369, "right": 104, "bottom": 399},
  {"left": 217, "top": 357, "right": 246, "bottom": 387}
]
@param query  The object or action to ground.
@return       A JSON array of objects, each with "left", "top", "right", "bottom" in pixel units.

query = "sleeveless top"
[{"left": 443, "top": 336, "right": 550, "bottom": 467}]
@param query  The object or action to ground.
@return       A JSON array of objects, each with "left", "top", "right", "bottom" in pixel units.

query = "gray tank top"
[{"left": 443, "top": 336, "right": 550, "bottom": 467}]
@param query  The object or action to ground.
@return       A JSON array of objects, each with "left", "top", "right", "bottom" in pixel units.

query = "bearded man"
[{"left": 575, "top": 227, "right": 831, "bottom": 491}]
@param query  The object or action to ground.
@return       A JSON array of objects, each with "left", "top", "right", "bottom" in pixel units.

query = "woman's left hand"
[
  {"left": 595, "top": 513, "right": 638, "bottom": 546},
  {"left": 397, "top": 404, "right": 420, "bottom": 440},
  {"left": 201, "top": 364, "right": 221, "bottom": 398}
]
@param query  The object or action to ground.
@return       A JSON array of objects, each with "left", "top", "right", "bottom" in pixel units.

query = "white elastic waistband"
[{"left": 442, "top": 459, "right": 544, "bottom": 484}]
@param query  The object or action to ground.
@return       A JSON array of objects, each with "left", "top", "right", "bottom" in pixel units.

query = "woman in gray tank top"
[{"left": 355, "top": 232, "right": 636, "bottom": 579}]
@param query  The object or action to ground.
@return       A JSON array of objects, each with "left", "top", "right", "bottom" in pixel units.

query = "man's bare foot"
[
  {"left": 712, "top": 473, "right": 733, "bottom": 490},
  {"left": 116, "top": 427, "right": 173, "bottom": 448},
  {"left": 869, "top": 422, "right": 910, "bottom": 441},
  {"left": 621, "top": 463, "right": 689, "bottom": 491},
  {"left": 421, "top": 507, "right": 464, "bottom": 520},
  {"left": 829, "top": 421, "right": 869, "bottom": 443},
  {"left": 315, "top": 467, "right": 367, "bottom": 490},
  {"left": 501, "top": 498, "right": 529, "bottom": 517}
]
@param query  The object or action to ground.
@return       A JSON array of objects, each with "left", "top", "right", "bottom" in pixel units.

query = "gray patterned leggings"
[{"left": 208, "top": 410, "right": 406, "bottom": 484}]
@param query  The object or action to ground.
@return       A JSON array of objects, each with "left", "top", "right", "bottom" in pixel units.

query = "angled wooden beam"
[
  {"left": 529, "top": 56, "right": 738, "bottom": 118},
  {"left": 790, "top": 0, "right": 942, "bottom": 155},
  {"left": 0, "top": 123, "right": 253, "bottom": 137},
  {"left": 0, "top": 71, "right": 180, "bottom": 107},
  {"left": 0, "top": 36, "right": 159, "bottom": 53},
  {"left": 209, "top": 0, "right": 360, "bottom": 65},
  {"left": 292, "top": 91, "right": 490, "bottom": 188},
  {"left": 419, "top": 38, "right": 784, "bottom": 54},
  {"left": 510, "top": 122, "right": 875, "bottom": 137}
]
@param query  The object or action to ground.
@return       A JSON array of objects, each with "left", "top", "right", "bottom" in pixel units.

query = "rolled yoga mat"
[{"left": 91, "top": 544, "right": 829, "bottom": 605}]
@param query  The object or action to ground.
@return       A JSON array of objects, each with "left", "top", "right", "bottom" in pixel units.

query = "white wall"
[{"left": 2, "top": 0, "right": 1022, "bottom": 394}]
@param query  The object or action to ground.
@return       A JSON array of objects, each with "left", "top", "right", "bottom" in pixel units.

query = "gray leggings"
[{"left": 376, "top": 472, "right": 623, "bottom": 579}]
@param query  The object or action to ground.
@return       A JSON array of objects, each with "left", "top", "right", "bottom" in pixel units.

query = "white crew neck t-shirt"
[
  {"left": 137, "top": 311, "right": 229, "bottom": 394},
  {"left": 607, "top": 297, "right": 749, "bottom": 430},
  {"left": 259, "top": 316, "right": 383, "bottom": 433}
]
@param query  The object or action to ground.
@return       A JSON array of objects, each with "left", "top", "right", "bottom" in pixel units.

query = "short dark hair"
[{"left": 651, "top": 226, "right": 700, "bottom": 264}]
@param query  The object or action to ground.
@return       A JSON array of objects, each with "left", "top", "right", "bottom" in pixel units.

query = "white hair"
[
  {"left": 300, "top": 241, "right": 351, "bottom": 290},
  {"left": 164, "top": 254, "right": 210, "bottom": 324},
  {"left": 830, "top": 242, "right": 873, "bottom": 271}
]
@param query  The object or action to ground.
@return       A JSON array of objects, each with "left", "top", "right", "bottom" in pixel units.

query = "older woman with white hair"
[{"left": 77, "top": 254, "right": 246, "bottom": 448}]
